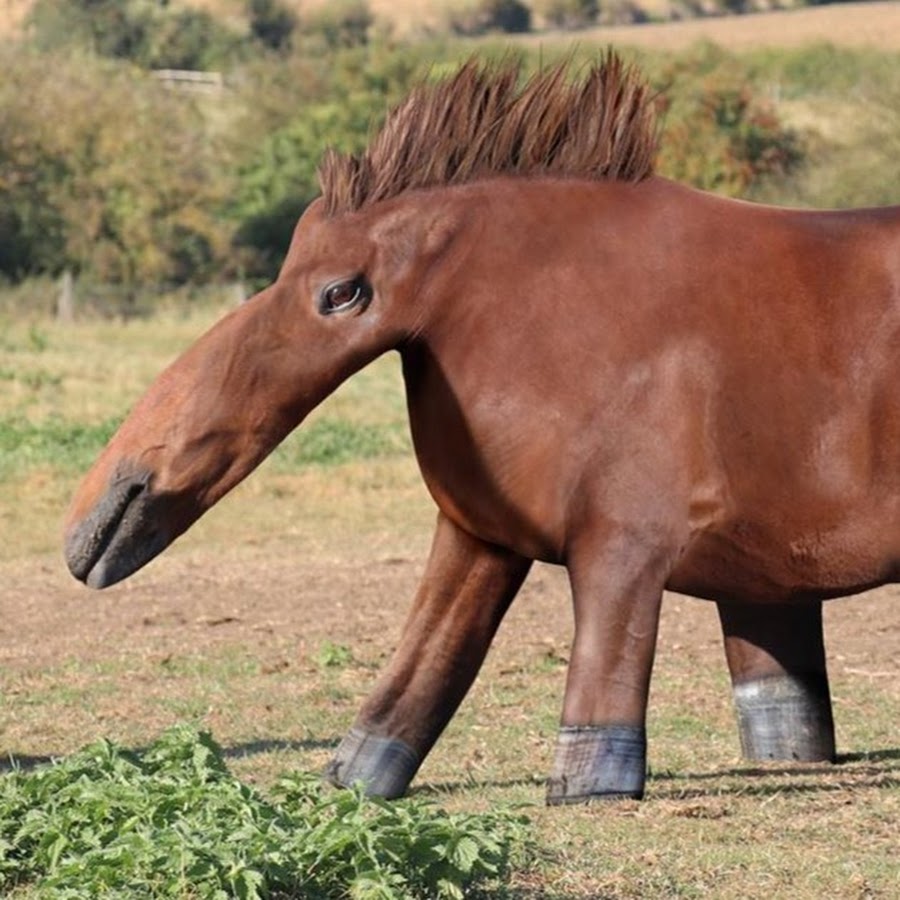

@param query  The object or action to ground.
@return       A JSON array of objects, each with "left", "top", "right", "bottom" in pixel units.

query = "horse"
[{"left": 64, "top": 54, "right": 900, "bottom": 804}]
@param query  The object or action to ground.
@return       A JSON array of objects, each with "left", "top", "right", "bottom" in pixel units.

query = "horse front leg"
[
  {"left": 718, "top": 600, "right": 835, "bottom": 762},
  {"left": 324, "top": 512, "right": 532, "bottom": 798},
  {"left": 547, "top": 529, "right": 673, "bottom": 804}
]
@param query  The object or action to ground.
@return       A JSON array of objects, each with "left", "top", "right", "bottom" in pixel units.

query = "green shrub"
[
  {"left": 0, "top": 724, "right": 532, "bottom": 898},
  {"left": 27, "top": 0, "right": 242, "bottom": 69},
  {"left": 443, "top": 0, "right": 532, "bottom": 35},
  {"left": 485, "top": 0, "right": 533, "bottom": 31},
  {"left": 534, "top": 0, "right": 598, "bottom": 29},
  {"left": 302, "top": 0, "right": 375, "bottom": 49},
  {"left": 247, "top": 0, "right": 297, "bottom": 52},
  {"left": 143, "top": 7, "right": 243, "bottom": 70},
  {"left": 28, "top": 0, "right": 153, "bottom": 60},
  {"left": 0, "top": 46, "right": 231, "bottom": 287},
  {"left": 655, "top": 49, "right": 804, "bottom": 196}
]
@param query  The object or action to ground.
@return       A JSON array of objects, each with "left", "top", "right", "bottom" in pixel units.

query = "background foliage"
[
  {"left": 0, "top": 46, "right": 229, "bottom": 289},
  {"left": 1, "top": 1, "right": 898, "bottom": 300}
]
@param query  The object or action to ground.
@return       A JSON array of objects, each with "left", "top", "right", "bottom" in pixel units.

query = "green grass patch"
[
  {"left": 272, "top": 417, "right": 412, "bottom": 470},
  {"left": 0, "top": 416, "right": 121, "bottom": 477},
  {"left": 0, "top": 414, "right": 411, "bottom": 481},
  {"left": 0, "top": 724, "right": 532, "bottom": 899}
]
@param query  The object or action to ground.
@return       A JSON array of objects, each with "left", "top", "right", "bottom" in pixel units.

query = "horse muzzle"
[{"left": 64, "top": 465, "right": 171, "bottom": 589}]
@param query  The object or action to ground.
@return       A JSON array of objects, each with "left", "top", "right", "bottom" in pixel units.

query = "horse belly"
[{"left": 670, "top": 498, "right": 900, "bottom": 603}]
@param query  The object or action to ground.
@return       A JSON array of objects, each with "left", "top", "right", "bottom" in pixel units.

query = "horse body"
[
  {"left": 64, "top": 57, "right": 900, "bottom": 802},
  {"left": 397, "top": 175, "right": 900, "bottom": 600}
]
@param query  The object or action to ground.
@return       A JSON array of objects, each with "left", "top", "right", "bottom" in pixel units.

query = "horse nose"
[{"left": 64, "top": 467, "right": 154, "bottom": 587}]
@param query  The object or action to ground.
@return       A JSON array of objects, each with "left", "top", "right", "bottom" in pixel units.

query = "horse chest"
[{"left": 402, "top": 352, "right": 571, "bottom": 562}]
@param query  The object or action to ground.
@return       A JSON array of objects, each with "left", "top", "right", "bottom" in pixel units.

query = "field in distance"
[{"left": 2, "top": 0, "right": 900, "bottom": 48}]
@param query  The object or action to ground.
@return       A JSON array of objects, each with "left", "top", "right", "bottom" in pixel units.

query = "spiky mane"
[{"left": 317, "top": 53, "right": 659, "bottom": 217}]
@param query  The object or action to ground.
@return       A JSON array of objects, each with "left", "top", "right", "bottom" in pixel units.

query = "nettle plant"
[{"left": 0, "top": 725, "right": 532, "bottom": 899}]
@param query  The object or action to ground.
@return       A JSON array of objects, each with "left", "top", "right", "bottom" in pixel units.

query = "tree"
[
  {"left": 248, "top": 0, "right": 296, "bottom": 52},
  {"left": 445, "top": 0, "right": 532, "bottom": 34},
  {"left": 534, "top": 0, "right": 598, "bottom": 29},
  {"left": 302, "top": 0, "right": 374, "bottom": 49},
  {"left": 27, "top": 0, "right": 240, "bottom": 70},
  {"left": 0, "top": 48, "right": 232, "bottom": 287}
]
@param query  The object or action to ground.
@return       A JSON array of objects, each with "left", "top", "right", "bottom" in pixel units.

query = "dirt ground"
[
  {"left": 2, "top": 494, "right": 899, "bottom": 897},
  {"left": 2, "top": 535, "right": 898, "bottom": 766}
]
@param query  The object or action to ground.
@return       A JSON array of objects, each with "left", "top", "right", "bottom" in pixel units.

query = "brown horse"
[{"left": 64, "top": 55, "right": 900, "bottom": 804}]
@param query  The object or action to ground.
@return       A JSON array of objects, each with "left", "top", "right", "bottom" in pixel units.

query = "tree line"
[{"left": 1, "top": 1, "right": 808, "bottom": 300}]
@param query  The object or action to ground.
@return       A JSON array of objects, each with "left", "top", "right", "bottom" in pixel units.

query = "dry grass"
[
  {"left": 2, "top": 308, "right": 899, "bottom": 898},
  {"left": 523, "top": 2, "right": 900, "bottom": 51}
]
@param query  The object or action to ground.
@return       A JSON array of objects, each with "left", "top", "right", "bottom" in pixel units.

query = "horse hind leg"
[
  {"left": 717, "top": 600, "right": 835, "bottom": 762},
  {"left": 324, "top": 512, "right": 531, "bottom": 798}
]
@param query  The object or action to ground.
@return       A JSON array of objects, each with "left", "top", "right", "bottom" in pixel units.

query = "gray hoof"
[
  {"left": 546, "top": 725, "right": 646, "bottom": 804},
  {"left": 733, "top": 674, "right": 835, "bottom": 762},
  {"left": 323, "top": 727, "right": 420, "bottom": 799}
]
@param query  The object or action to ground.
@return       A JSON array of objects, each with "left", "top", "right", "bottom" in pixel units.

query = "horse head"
[{"left": 64, "top": 196, "right": 465, "bottom": 588}]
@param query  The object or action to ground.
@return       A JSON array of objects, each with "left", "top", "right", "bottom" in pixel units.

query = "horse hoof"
[
  {"left": 323, "top": 727, "right": 420, "bottom": 799},
  {"left": 733, "top": 674, "right": 835, "bottom": 762},
  {"left": 546, "top": 725, "right": 646, "bottom": 805}
]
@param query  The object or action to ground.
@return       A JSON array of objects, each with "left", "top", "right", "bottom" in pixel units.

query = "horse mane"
[{"left": 318, "top": 52, "right": 659, "bottom": 217}]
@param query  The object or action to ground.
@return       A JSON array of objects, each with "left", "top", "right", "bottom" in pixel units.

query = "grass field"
[
  {"left": 2, "top": 300, "right": 899, "bottom": 897},
  {"left": 522, "top": 2, "right": 900, "bottom": 51}
]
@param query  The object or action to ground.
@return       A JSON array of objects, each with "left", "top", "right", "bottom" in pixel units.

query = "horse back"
[{"left": 639, "top": 180, "right": 900, "bottom": 600}]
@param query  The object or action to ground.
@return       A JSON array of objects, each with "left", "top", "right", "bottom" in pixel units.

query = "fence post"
[
  {"left": 231, "top": 281, "right": 247, "bottom": 305},
  {"left": 57, "top": 270, "right": 75, "bottom": 323}
]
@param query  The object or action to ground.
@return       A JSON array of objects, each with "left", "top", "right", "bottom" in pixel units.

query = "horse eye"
[{"left": 319, "top": 278, "right": 370, "bottom": 315}]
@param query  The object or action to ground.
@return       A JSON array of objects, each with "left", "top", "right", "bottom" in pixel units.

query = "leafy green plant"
[
  {"left": 0, "top": 46, "right": 231, "bottom": 288},
  {"left": 27, "top": 325, "right": 49, "bottom": 352},
  {"left": 27, "top": 0, "right": 242, "bottom": 70},
  {"left": 655, "top": 49, "right": 804, "bottom": 197},
  {"left": 316, "top": 640, "right": 356, "bottom": 670},
  {"left": 0, "top": 725, "right": 532, "bottom": 898},
  {"left": 302, "top": 0, "right": 375, "bottom": 50},
  {"left": 247, "top": 0, "right": 297, "bottom": 52}
]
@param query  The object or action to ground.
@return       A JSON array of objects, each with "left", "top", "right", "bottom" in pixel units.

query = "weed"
[
  {"left": 316, "top": 640, "right": 355, "bottom": 669},
  {"left": 27, "top": 325, "right": 48, "bottom": 353},
  {"left": 0, "top": 724, "right": 532, "bottom": 899}
]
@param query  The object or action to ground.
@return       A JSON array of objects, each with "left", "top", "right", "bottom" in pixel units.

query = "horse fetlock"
[
  {"left": 323, "top": 727, "right": 421, "bottom": 799},
  {"left": 732, "top": 674, "right": 835, "bottom": 762},
  {"left": 546, "top": 725, "right": 647, "bottom": 804}
]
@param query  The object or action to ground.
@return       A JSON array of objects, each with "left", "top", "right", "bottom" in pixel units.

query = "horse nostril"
[{"left": 64, "top": 466, "right": 154, "bottom": 584}]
